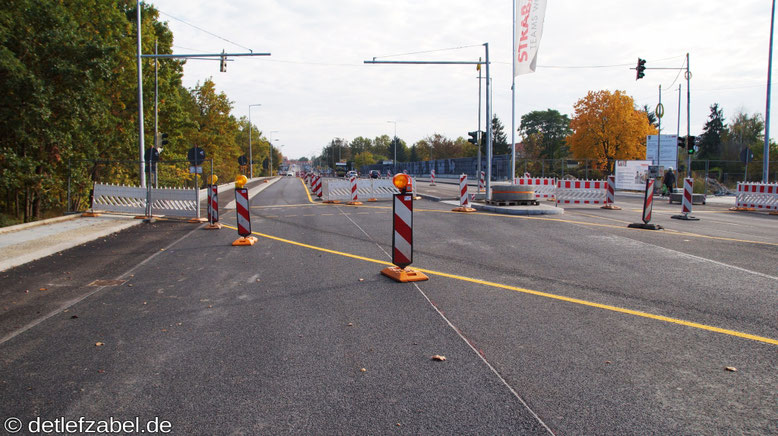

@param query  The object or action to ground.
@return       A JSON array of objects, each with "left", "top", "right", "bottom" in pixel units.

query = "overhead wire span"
[
  {"left": 372, "top": 44, "right": 485, "bottom": 60},
  {"left": 158, "top": 10, "right": 254, "bottom": 52}
]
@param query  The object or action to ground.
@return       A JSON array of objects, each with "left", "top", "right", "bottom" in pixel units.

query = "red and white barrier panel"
[
  {"left": 205, "top": 184, "right": 221, "bottom": 229},
  {"left": 453, "top": 174, "right": 476, "bottom": 212},
  {"left": 407, "top": 176, "right": 421, "bottom": 199},
  {"left": 380, "top": 177, "right": 428, "bottom": 282},
  {"left": 628, "top": 178, "right": 663, "bottom": 230},
  {"left": 430, "top": 169, "right": 436, "bottom": 186},
  {"left": 232, "top": 187, "right": 258, "bottom": 245},
  {"left": 347, "top": 175, "right": 362, "bottom": 205},
  {"left": 555, "top": 180, "right": 607, "bottom": 206},
  {"left": 516, "top": 177, "right": 556, "bottom": 199},
  {"left": 479, "top": 171, "right": 485, "bottom": 192},
  {"left": 734, "top": 182, "right": 778, "bottom": 211}
]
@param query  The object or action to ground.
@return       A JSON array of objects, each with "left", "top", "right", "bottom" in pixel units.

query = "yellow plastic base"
[
  {"left": 770, "top": 211, "right": 778, "bottom": 215},
  {"left": 600, "top": 205, "right": 622, "bottom": 210},
  {"left": 380, "top": 266, "right": 429, "bottom": 282},
  {"left": 204, "top": 222, "right": 222, "bottom": 230},
  {"left": 188, "top": 217, "right": 208, "bottom": 223},
  {"left": 232, "top": 236, "right": 258, "bottom": 246},
  {"left": 414, "top": 196, "right": 422, "bottom": 200},
  {"left": 323, "top": 200, "right": 341, "bottom": 204},
  {"left": 347, "top": 201, "right": 363, "bottom": 205},
  {"left": 729, "top": 207, "right": 756, "bottom": 211},
  {"left": 452, "top": 206, "right": 476, "bottom": 212},
  {"left": 82, "top": 212, "right": 101, "bottom": 217},
  {"left": 368, "top": 198, "right": 378, "bottom": 202}
]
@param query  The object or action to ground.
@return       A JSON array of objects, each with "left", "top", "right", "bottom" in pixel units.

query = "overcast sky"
[{"left": 148, "top": 0, "right": 775, "bottom": 160}]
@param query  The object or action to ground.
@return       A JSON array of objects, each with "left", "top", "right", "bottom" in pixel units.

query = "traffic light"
[
  {"left": 157, "top": 132, "right": 168, "bottom": 151},
  {"left": 687, "top": 136, "right": 697, "bottom": 155},
  {"left": 467, "top": 131, "right": 478, "bottom": 145},
  {"left": 636, "top": 58, "right": 646, "bottom": 80},
  {"left": 677, "top": 136, "right": 685, "bottom": 149}
]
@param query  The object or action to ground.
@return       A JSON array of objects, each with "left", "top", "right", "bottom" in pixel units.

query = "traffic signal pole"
[{"left": 687, "top": 53, "right": 692, "bottom": 178}]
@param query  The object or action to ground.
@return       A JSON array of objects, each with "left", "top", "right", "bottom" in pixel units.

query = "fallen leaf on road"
[
  {"left": 605, "top": 361, "right": 612, "bottom": 365},
  {"left": 70, "top": 315, "right": 78, "bottom": 319},
  {"left": 39, "top": 288, "right": 47, "bottom": 291},
  {"left": 347, "top": 323, "right": 353, "bottom": 327},
  {"left": 97, "top": 369, "right": 105, "bottom": 374},
  {"left": 360, "top": 368, "right": 367, "bottom": 372},
  {"left": 161, "top": 329, "right": 167, "bottom": 332},
  {"left": 127, "top": 284, "right": 134, "bottom": 287},
  {"left": 431, "top": 355, "right": 446, "bottom": 361},
  {"left": 95, "top": 342, "right": 104, "bottom": 347},
  {"left": 358, "top": 278, "right": 364, "bottom": 282},
  {"left": 725, "top": 367, "right": 737, "bottom": 372}
]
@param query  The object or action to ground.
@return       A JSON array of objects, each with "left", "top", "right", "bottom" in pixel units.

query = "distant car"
[
  {"left": 285, "top": 171, "right": 294, "bottom": 176},
  {"left": 346, "top": 170, "right": 358, "bottom": 179},
  {"left": 369, "top": 170, "right": 380, "bottom": 179}
]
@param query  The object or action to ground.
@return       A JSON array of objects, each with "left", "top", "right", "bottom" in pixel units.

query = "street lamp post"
[
  {"left": 248, "top": 104, "right": 261, "bottom": 179},
  {"left": 387, "top": 121, "right": 397, "bottom": 172}
]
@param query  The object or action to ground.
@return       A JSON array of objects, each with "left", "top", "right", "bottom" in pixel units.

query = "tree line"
[{"left": 0, "top": 1, "right": 280, "bottom": 225}]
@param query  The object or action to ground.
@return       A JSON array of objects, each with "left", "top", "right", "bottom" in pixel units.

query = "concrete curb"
[
  {"left": 441, "top": 200, "right": 564, "bottom": 216},
  {"left": 0, "top": 214, "right": 81, "bottom": 235}
]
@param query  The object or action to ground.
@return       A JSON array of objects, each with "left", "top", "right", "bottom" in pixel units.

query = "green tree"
[
  {"left": 698, "top": 103, "right": 727, "bottom": 159},
  {"left": 723, "top": 111, "right": 763, "bottom": 161},
  {"left": 642, "top": 104, "right": 658, "bottom": 129},
  {"left": 491, "top": 115, "right": 510, "bottom": 155},
  {"left": 519, "top": 109, "right": 573, "bottom": 159}
]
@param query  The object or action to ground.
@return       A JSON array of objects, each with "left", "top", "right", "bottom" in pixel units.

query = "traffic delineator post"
[
  {"left": 381, "top": 174, "right": 429, "bottom": 283},
  {"left": 452, "top": 174, "right": 476, "bottom": 212},
  {"left": 347, "top": 175, "right": 362, "bottom": 205},
  {"left": 478, "top": 170, "right": 485, "bottom": 193},
  {"left": 430, "top": 169, "right": 436, "bottom": 186},
  {"left": 368, "top": 179, "right": 378, "bottom": 202},
  {"left": 601, "top": 175, "right": 622, "bottom": 210},
  {"left": 205, "top": 183, "right": 222, "bottom": 229},
  {"left": 232, "top": 176, "right": 257, "bottom": 246},
  {"left": 629, "top": 178, "right": 663, "bottom": 230},
  {"left": 672, "top": 177, "right": 700, "bottom": 221}
]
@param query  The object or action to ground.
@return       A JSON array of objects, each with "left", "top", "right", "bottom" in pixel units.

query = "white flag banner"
[{"left": 514, "top": 0, "right": 548, "bottom": 76}]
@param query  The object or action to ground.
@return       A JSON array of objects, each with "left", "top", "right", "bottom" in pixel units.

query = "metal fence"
[
  {"left": 360, "top": 155, "right": 777, "bottom": 195},
  {"left": 66, "top": 159, "right": 213, "bottom": 213}
]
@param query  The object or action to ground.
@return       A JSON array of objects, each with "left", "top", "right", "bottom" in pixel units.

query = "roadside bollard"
[
  {"left": 232, "top": 175, "right": 258, "bottom": 246},
  {"left": 381, "top": 174, "right": 429, "bottom": 283},
  {"left": 430, "top": 169, "right": 436, "bottom": 186},
  {"left": 347, "top": 175, "right": 362, "bottom": 205},
  {"left": 479, "top": 170, "right": 485, "bottom": 193},
  {"left": 205, "top": 175, "right": 221, "bottom": 229},
  {"left": 629, "top": 178, "right": 663, "bottom": 230},
  {"left": 453, "top": 174, "right": 476, "bottom": 212},
  {"left": 601, "top": 175, "right": 622, "bottom": 210},
  {"left": 672, "top": 177, "right": 700, "bottom": 221}
]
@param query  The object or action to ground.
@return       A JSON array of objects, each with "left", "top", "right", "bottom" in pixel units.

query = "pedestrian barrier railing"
[
  {"left": 555, "top": 180, "right": 607, "bottom": 206},
  {"left": 735, "top": 182, "right": 778, "bottom": 211},
  {"left": 516, "top": 177, "right": 557, "bottom": 199},
  {"left": 322, "top": 178, "right": 402, "bottom": 202},
  {"left": 92, "top": 183, "right": 197, "bottom": 218}
]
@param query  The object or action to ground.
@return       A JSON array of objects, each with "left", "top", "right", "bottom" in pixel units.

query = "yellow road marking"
[
  {"left": 220, "top": 224, "right": 778, "bottom": 347},
  {"left": 301, "top": 178, "right": 314, "bottom": 203},
  {"left": 252, "top": 204, "right": 317, "bottom": 209}
]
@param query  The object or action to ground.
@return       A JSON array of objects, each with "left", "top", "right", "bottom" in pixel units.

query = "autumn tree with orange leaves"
[{"left": 567, "top": 90, "right": 657, "bottom": 173}]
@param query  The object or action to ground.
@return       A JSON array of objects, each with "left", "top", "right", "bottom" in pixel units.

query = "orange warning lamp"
[
  {"left": 235, "top": 175, "right": 248, "bottom": 189},
  {"left": 392, "top": 173, "right": 410, "bottom": 192},
  {"left": 209, "top": 174, "right": 218, "bottom": 185}
]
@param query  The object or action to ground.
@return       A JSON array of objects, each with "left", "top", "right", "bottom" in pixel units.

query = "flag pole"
[{"left": 511, "top": 0, "right": 517, "bottom": 184}]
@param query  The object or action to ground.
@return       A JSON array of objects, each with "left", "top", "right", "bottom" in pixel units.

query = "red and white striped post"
[
  {"left": 381, "top": 174, "right": 428, "bottom": 282},
  {"left": 479, "top": 170, "right": 485, "bottom": 192},
  {"left": 313, "top": 175, "right": 323, "bottom": 199},
  {"left": 205, "top": 184, "right": 221, "bottom": 229},
  {"left": 601, "top": 175, "right": 622, "bottom": 210},
  {"left": 453, "top": 174, "right": 476, "bottom": 212},
  {"left": 232, "top": 184, "right": 258, "bottom": 245},
  {"left": 430, "top": 169, "right": 436, "bottom": 186},
  {"left": 629, "top": 178, "right": 663, "bottom": 230},
  {"left": 347, "top": 175, "right": 362, "bottom": 205},
  {"left": 672, "top": 177, "right": 700, "bottom": 221}
]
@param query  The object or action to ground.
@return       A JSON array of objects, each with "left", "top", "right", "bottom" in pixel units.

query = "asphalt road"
[{"left": 1, "top": 176, "right": 776, "bottom": 435}]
